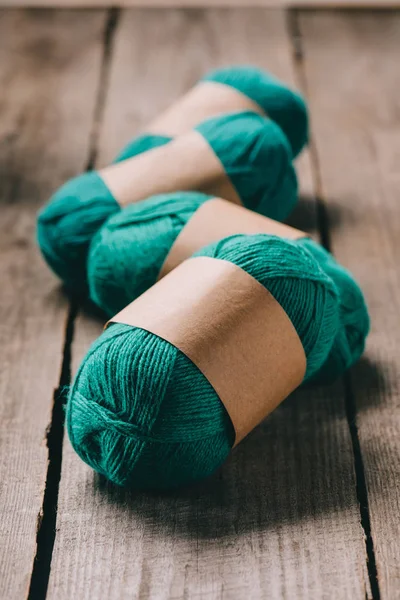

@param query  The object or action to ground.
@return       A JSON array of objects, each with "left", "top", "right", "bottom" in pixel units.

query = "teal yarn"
[
  {"left": 117, "top": 112, "right": 298, "bottom": 220},
  {"left": 87, "top": 192, "right": 369, "bottom": 382},
  {"left": 37, "top": 137, "right": 171, "bottom": 294},
  {"left": 68, "top": 234, "right": 339, "bottom": 490},
  {"left": 297, "top": 238, "right": 370, "bottom": 383},
  {"left": 37, "top": 111, "right": 297, "bottom": 293},
  {"left": 202, "top": 65, "right": 308, "bottom": 158},
  {"left": 116, "top": 65, "right": 309, "bottom": 162},
  {"left": 114, "top": 133, "right": 171, "bottom": 163},
  {"left": 88, "top": 192, "right": 211, "bottom": 315},
  {"left": 36, "top": 172, "right": 119, "bottom": 293},
  {"left": 195, "top": 112, "right": 297, "bottom": 220}
]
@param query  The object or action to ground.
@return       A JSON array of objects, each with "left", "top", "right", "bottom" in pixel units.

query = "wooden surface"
[
  {"left": 48, "top": 8, "right": 369, "bottom": 600},
  {"left": 0, "top": 6, "right": 398, "bottom": 600},
  {"left": 299, "top": 10, "right": 400, "bottom": 598},
  {"left": 0, "top": 9, "right": 106, "bottom": 600},
  {"left": 1, "top": 1, "right": 400, "bottom": 9}
]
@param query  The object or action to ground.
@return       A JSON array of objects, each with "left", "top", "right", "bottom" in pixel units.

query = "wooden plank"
[
  {"left": 0, "top": 8, "right": 106, "bottom": 599},
  {"left": 97, "top": 6, "right": 320, "bottom": 165},
  {"left": 48, "top": 8, "right": 370, "bottom": 599},
  {"left": 1, "top": 2, "right": 400, "bottom": 9},
  {"left": 299, "top": 9, "right": 400, "bottom": 599}
]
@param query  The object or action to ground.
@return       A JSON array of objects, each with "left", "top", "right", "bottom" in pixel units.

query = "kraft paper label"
[
  {"left": 99, "top": 130, "right": 241, "bottom": 207},
  {"left": 108, "top": 257, "right": 306, "bottom": 446},
  {"left": 147, "top": 81, "right": 265, "bottom": 136},
  {"left": 159, "top": 198, "right": 308, "bottom": 278}
]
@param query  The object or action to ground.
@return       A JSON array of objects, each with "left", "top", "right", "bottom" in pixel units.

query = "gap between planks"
[
  {"left": 49, "top": 7, "right": 369, "bottom": 600},
  {"left": 287, "top": 8, "right": 380, "bottom": 599},
  {"left": 26, "top": 8, "right": 121, "bottom": 600},
  {"left": 1, "top": 1, "right": 400, "bottom": 8},
  {"left": 28, "top": 304, "right": 77, "bottom": 600}
]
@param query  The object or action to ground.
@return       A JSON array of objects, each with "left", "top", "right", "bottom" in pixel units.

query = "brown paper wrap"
[
  {"left": 108, "top": 257, "right": 306, "bottom": 446},
  {"left": 159, "top": 198, "right": 307, "bottom": 278},
  {"left": 147, "top": 81, "right": 265, "bottom": 136},
  {"left": 100, "top": 130, "right": 241, "bottom": 207}
]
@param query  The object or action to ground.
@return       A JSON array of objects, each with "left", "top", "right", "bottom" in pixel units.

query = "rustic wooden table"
[{"left": 0, "top": 7, "right": 399, "bottom": 600}]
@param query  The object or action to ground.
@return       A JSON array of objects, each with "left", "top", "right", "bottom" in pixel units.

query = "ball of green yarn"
[
  {"left": 88, "top": 192, "right": 210, "bottom": 315},
  {"left": 37, "top": 111, "right": 297, "bottom": 293},
  {"left": 117, "top": 65, "right": 308, "bottom": 161},
  {"left": 196, "top": 112, "right": 297, "bottom": 219},
  {"left": 202, "top": 66, "right": 308, "bottom": 157},
  {"left": 68, "top": 234, "right": 339, "bottom": 490},
  {"left": 37, "top": 137, "right": 172, "bottom": 295},
  {"left": 297, "top": 238, "right": 370, "bottom": 383},
  {"left": 88, "top": 192, "right": 369, "bottom": 382},
  {"left": 36, "top": 172, "right": 120, "bottom": 294}
]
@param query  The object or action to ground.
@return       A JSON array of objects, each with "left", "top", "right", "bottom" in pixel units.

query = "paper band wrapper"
[
  {"left": 108, "top": 257, "right": 306, "bottom": 446},
  {"left": 159, "top": 198, "right": 307, "bottom": 278},
  {"left": 100, "top": 130, "right": 241, "bottom": 207},
  {"left": 147, "top": 81, "right": 265, "bottom": 137}
]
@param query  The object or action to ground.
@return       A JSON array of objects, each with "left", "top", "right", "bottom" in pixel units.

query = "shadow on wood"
[
  {"left": 88, "top": 384, "right": 361, "bottom": 538},
  {"left": 286, "top": 194, "right": 356, "bottom": 234},
  {"left": 348, "top": 355, "right": 394, "bottom": 411}
]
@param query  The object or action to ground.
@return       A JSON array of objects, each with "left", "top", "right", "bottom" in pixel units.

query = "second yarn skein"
[
  {"left": 88, "top": 191, "right": 369, "bottom": 383},
  {"left": 68, "top": 234, "right": 338, "bottom": 490}
]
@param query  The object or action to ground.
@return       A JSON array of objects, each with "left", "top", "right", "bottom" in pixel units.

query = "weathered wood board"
[
  {"left": 48, "top": 8, "right": 370, "bottom": 599},
  {"left": 0, "top": 9, "right": 106, "bottom": 599},
  {"left": 299, "top": 10, "right": 400, "bottom": 599},
  {"left": 1, "top": 1, "right": 399, "bottom": 9}
]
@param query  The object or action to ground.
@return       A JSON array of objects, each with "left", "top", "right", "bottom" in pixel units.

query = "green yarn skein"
[
  {"left": 203, "top": 66, "right": 308, "bottom": 158},
  {"left": 116, "top": 65, "right": 308, "bottom": 162},
  {"left": 298, "top": 238, "right": 370, "bottom": 383},
  {"left": 88, "top": 192, "right": 210, "bottom": 313},
  {"left": 68, "top": 234, "right": 339, "bottom": 490},
  {"left": 36, "top": 111, "right": 297, "bottom": 294},
  {"left": 87, "top": 191, "right": 369, "bottom": 383}
]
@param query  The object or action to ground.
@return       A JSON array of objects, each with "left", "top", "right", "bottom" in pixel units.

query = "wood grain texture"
[
  {"left": 98, "top": 7, "right": 321, "bottom": 165},
  {"left": 299, "top": 10, "right": 400, "bottom": 599},
  {"left": 48, "top": 8, "right": 370, "bottom": 599},
  {"left": 0, "top": 9, "right": 106, "bottom": 599},
  {"left": 1, "top": 2, "right": 400, "bottom": 9}
]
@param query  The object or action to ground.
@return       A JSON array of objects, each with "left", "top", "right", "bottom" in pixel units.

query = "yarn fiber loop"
[{"left": 68, "top": 234, "right": 339, "bottom": 490}]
